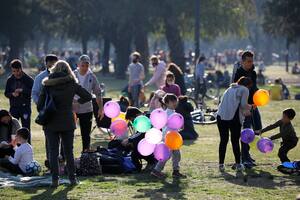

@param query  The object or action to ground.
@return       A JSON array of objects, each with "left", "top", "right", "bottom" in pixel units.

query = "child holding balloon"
[
  {"left": 256, "top": 108, "right": 298, "bottom": 163},
  {"left": 151, "top": 93, "right": 186, "bottom": 178}
]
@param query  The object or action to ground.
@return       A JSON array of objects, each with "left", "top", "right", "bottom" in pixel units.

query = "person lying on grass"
[
  {"left": 0, "top": 128, "right": 33, "bottom": 175},
  {"left": 256, "top": 108, "right": 298, "bottom": 163}
]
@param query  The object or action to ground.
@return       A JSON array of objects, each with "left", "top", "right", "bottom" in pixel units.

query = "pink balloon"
[
  {"left": 110, "top": 119, "right": 127, "bottom": 136},
  {"left": 154, "top": 143, "right": 171, "bottom": 162},
  {"left": 104, "top": 101, "right": 120, "bottom": 118},
  {"left": 167, "top": 113, "right": 184, "bottom": 130},
  {"left": 137, "top": 138, "right": 156, "bottom": 156},
  {"left": 150, "top": 108, "right": 168, "bottom": 129}
]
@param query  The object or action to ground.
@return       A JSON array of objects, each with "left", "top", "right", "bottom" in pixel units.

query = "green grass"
[{"left": 0, "top": 67, "right": 299, "bottom": 200}]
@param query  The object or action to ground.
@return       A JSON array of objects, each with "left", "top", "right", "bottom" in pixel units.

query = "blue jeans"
[
  {"left": 241, "top": 108, "right": 262, "bottom": 162},
  {"left": 130, "top": 84, "right": 141, "bottom": 108}
]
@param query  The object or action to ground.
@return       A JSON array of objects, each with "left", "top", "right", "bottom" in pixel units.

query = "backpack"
[
  {"left": 77, "top": 152, "right": 102, "bottom": 176},
  {"left": 35, "top": 87, "right": 57, "bottom": 125}
]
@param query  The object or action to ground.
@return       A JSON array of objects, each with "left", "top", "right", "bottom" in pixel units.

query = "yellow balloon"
[
  {"left": 253, "top": 89, "right": 270, "bottom": 106},
  {"left": 112, "top": 112, "right": 127, "bottom": 122}
]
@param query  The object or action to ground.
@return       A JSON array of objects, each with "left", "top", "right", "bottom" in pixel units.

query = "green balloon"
[{"left": 133, "top": 116, "right": 151, "bottom": 133}]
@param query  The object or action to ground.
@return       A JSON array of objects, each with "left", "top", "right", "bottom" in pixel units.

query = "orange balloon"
[
  {"left": 253, "top": 89, "right": 270, "bottom": 106},
  {"left": 165, "top": 131, "right": 183, "bottom": 150}
]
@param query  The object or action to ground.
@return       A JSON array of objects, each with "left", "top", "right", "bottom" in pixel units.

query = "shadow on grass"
[{"left": 221, "top": 167, "right": 300, "bottom": 189}]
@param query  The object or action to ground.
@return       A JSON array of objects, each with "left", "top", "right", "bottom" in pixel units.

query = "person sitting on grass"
[
  {"left": 0, "top": 128, "right": 33, "bottom": 175},
  {"left": 0, "top": 109, "right": 21, "bottom": 158},
  {"left": 269, "top": 79, "right": 283, "bottom": 101},
  {"left": 256, "top": 108, "right": 298, "bottom": 163},
  {"left": 148, "top": 90, "right": 166, "bottom": 112},
  {"left": 151, "top": 94, "right": 186, "bottom": 178}
]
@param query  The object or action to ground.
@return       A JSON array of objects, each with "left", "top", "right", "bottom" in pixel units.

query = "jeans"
[
  {"left": 154, "top": 150, "right": 181, "bottom": 172},
  {"left": 76, "top": 112, "right": 93, "bottom": 151},
  {"left": 0, "top": 146, "right": 15, "bottom": 158},
  {"left": 44, "top": 131, "right": 65, "bottom": 168},
  {"left": 217, "top": 111, "right": 241, "bottom": 164},
  {"left": 131, "top": 149, "right": 157, "bottom": 172},
  {"left": 46, "top": 130, "right": 76, "bottom": 181},
  {"left": 130, "top": 84, "right": 141, "bottom": 108},
  {"left": 10, "top": 106, "right": 31, "bottom": 142},
  {"left": 278, "top": 139, "right": 298, "bottom": 163},
  {"left": 241, "top": 108, "right": 262, "bottom": 162}
]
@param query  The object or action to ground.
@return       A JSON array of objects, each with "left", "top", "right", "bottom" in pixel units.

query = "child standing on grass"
[
  {"left": 256, "top": 108, "right": 298, "bottom": 163},
  {"left": 0, "top": 128, "right": 33, "bottom": 175},
  {"left": 151, "top": 93, "right": 186, "bottom": 178}
]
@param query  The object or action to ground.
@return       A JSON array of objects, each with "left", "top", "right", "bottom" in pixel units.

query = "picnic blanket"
[{"left": 0, "top": 171, "right": 69, "bottom": 188}]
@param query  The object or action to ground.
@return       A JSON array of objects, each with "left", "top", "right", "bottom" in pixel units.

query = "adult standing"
[
  {"left": 167, "top": 63, "right": 187, "bottom": 95},
  {"left": 195, "top": 56, "right": 206, "bottom": 99},
  {"left": 5, "top": 59, "right": 33, "bottom": 136},
  {"left": 37, "top": 60, "right": 92, "bottom": 187},
  {"left": 144, "top": 55, "right": 166, "bottom": 90},
  {"left": 217, "top": 77, "right": 253, "bottom": 172},
  {"left": 32, "top": 54, "right": 60, "bottom": 169},
  {"left": 233, "top": 51, "right": 262, "bottom": 168},
  {"left": 73, "top": 55, "right": 103, "bottom": 152},
  {"left": 128, "top": 52, "right": 145, "bottom": 108}
]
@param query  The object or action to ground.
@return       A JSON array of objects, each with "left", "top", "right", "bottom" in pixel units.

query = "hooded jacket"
[{"left": 37, "top": 72, "right": 92, "bottom": 132}]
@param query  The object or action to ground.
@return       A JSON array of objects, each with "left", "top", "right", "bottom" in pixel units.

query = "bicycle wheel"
[{"left": 191, "top": 110, "right": 217, "bottom": 125}]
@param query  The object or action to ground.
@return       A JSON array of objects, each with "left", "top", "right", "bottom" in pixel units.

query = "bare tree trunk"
[
  {"left": 285, "top": 38, "right": 290, "bottom": 72},
  {"left": 102, "top": 36, "right": 110, "bottom": 74},
  {"left": 7, "top": 33, "right": 22, "bottom": 69},
  {"left": 134, "top": 29, "right": 149, "bottom": 74},
  {"left": 82, "top": 37, "right": 88, "bottom": 54}
]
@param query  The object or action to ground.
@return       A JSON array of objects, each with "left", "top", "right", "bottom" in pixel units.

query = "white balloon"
[{"left": 145, "top": 128, "right": 163, "bottom": 144}]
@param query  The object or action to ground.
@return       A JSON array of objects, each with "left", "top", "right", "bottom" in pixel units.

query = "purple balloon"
[
  {"left": 257, "top": 137, "right": 274, "bottom": 153},
  {"left": 110, "top": 119, "right": 127, "bottom": 136},
  {"left": 137, "top": 138, "right": 156, "bottom": 156},
  {"left": 104, "top": 101, "right": 120, "bottom": 118},
  {"left": 241, "top": 128, "right": 255, "bottom": 144},
  {"left": 167, "top": 113, "right": 184, "bottom": 130},
  {"left": 154, "top": 143, "right": 171, "bottom": 162},
  {"left": 150, "top": 108, "right": 168, "bottom": 129}
]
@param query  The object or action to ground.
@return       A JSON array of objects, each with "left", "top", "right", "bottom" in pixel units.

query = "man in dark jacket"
[
  {"left": 5, "top": 59, "right": 33, "bottom": 134},
  {"left": 233, "top": 51, "right": 262, "bottom": 168}
]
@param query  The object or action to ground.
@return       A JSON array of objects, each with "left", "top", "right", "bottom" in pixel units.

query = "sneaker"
[
  {"left": 231, "top": 164, "right": 244, "bottom": 172},
  {"left": 172, "top": 170, "right": 187, "bottom": 178},
  {"left": 51, "top": 179, "right": 59, "bottom": 188},
  {"left": 69, "top": 178, "right": 80, "bottom": 186},
  {"left": 243, "top": 161, "right": 254, "bottom": 169},
  {"left": 219, "top": 164, "right": 225, "bottom": 172},
  {"left": 151, "top": 170, "right": 166, "bottom": 179}
]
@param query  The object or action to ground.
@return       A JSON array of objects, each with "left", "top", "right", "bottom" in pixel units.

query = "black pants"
[
  {"left": 76, "top": 112, "right": 93, "bottom": 151},
  {"left": 131, "top": 149, "right": 157, "bottom": 171},
  {"left": 0, "top": 146, "right": 15, "bottom": 158},
  {"left": 10, "top": 106, "right": 31, "bottom": 143},
  {"left": 217, "top": 111, "right": 241, "bottom": 164},
  {"left": 45, "top": 130, "right": 75, "bottom": 181},
  {"left": 278, "top": 139, "right": 298, "bottom": 163},
  {"left": 0, "top": 158, "right": 23, "bottom": 174},
  {"left": 44, "top": 131, "right": 65, "bottom": 169}
]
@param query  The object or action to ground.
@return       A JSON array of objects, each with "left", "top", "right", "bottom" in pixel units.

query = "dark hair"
[
  {"left": 45, "top": 54, "right": 58, "bottom": 64},
  {"left": 10, "top": 59, "right": 22, "bottom": 69},
  {"left": 178, "top": 95, "right": 188, "bottom": 103},
  {"left": 167, "top": 63, "right": 183, "bottom": 76},
  {"left": 125, "top": 107, "right": 143, "bottom": 121},
  {"left": 283, "top": 108, "right": 296, "bottom": 120},
  {"left": 0, "top": 109, "right": 10, "bottom": 119},
  {"left": 119, "top": 96, "right": 130, "bottom": 112},
  {"left": 241, "top": 51, "right": 254, "bottom": 61},
  {"left": 274, "top": 78, "right": 281, "bottom": 84},
  {"left": 236, "top": 76, "right": 253, "bottom": 87},
  {"left": 16, "top": 127, "right": 30, "bottom": 141},
  {"left": 163, "top": 93, "right": 178, "bottom": 104},
  {"left": 197, "top": 55, "right": 206, "bottom": 64}
]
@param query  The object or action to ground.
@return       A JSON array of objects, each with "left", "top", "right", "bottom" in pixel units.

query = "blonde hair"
[{"left": 50, "top": 60, "right": 78, "bottom": 82}]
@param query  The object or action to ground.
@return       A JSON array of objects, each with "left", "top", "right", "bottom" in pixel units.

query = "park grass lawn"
[{"left": 0, "top": 66, "right": 299, "bottom": 200}]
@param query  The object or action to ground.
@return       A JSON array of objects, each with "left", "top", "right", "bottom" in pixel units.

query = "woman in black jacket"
[{"left": 37, "top": 60, "right": 92, "bottom": 187}]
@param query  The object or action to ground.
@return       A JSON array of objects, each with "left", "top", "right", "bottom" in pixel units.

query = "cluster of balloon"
[
  {"left": 110, "top": 119, "right": 128, "bottom": 137},
  {"left": 154, "top": 143, "right": 171, "bottom": 162},
  {"left": 104, "top": 101, "right": 128, "bottom": 136},
  {"left": 167, "top": 113, "right": 184, "bottom": 130},
  {"left": 150, "top": 108, "right": 168, "bottom": 129},
  {"left": 133, "top": 116, "right": 152, "bottom": 133},
  {"left": 241, "top": 128, "right": 255, "bottom": 144},
  {"left": 253, "top": 89, "right": 270, "bottom": 107},
  {"left": 165, "top": 131, "right": 183, "bottom": 150},
  {"left": 257, "top": 137, "right": 274, "bottom": 153},
  {"left": 104, "top": 101, "right": 121, "bottom": 118},
  {"left": 137, "top": 108, "right": 185, "bottom": 160}
]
